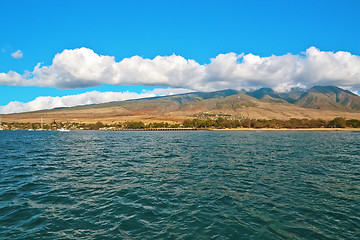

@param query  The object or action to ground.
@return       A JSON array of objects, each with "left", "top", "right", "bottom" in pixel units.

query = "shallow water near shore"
[{"left": 0, "top": 130, "right": 359, "bottom": 239}]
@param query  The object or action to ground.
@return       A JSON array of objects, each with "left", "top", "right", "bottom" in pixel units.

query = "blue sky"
[{"left": 1, "top": 0, "right": 360, "bottom": 113}]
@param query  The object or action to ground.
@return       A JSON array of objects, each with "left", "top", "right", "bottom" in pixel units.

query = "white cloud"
[
  {"left": 0, "top": 88, "right": 193, "bottom": 114},
  {"left": 11, "top": 50, "right": 23, "bottom": 59},
  {"left": 1, "top": 47, "right": 360, "bottom": 92}
]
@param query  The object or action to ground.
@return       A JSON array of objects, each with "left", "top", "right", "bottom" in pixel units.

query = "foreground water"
[{"left": 0, "top": 130, "right": 359, "bottom": 239}]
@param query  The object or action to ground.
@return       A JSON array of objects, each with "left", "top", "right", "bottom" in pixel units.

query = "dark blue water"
[{"left": 0, "top": 130, "right": 359, "bottom": 239}]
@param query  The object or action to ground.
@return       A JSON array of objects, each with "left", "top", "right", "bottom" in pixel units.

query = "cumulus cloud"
[
  {"left": 0, "top": 88, "right": 192, "bottom": 114},
  {"left": 1, "top": 47, "right": 360, "bottom": 92},
  {"left": 11, "top": 50, "right": 23, "bottom": 59}
]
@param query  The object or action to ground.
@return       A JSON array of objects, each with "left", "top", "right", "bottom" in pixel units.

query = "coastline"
[
  {"left": 211, "top": 128, "right": 360, "bottom": 131},
  {"left": 2, "top": 128, "right": 360, "bottom": 131}
]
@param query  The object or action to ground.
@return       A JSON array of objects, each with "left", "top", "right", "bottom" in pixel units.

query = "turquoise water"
[{"left": 0, "top": 130, "right": 359, "bottom": 239}]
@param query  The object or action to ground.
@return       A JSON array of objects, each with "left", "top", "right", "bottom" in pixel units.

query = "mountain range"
[{"left": 4, "top": 86, "right": 360, "bottom": 123}]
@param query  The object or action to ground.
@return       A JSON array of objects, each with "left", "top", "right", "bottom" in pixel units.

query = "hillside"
[
  {"left": 3, "top": 86, "right": 360, "bottom": 124},
  {"left": 295, "top": 86, "right": 360, "bottom": 110}
]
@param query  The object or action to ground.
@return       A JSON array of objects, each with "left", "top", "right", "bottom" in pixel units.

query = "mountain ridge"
[{"left": 4, "top": 86, "right": 360, "bottom": 123}]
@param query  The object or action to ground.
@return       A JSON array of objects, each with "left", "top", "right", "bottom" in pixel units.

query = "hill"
[
  {"left": 3, "top": 86, "right": 360, "bottom": 124},
  {"left": 295, "top": 86, "right": 360, "bottom": 110}
]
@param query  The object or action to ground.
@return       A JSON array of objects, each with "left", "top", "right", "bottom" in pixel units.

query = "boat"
[
  {"left": 35, "top": 117, "right": 45, "bottom": 131},
  {"left": 0, "top": 114, "right": 3, "bottom": 131},
  {"left": 57, "top": 128, "right": 70, "bottom": 132}
]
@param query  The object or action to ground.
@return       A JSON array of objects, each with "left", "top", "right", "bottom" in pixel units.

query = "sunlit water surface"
[{"left": 0, "top": 130, "right": 359, "bottom": 239}]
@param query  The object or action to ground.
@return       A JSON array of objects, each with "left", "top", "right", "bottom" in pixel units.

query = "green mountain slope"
[
  {"left": 246, "top": 88, "right": 283, "bottom": 100},
  {"left": 295, "top": 86, "right": 360, "bottom": 110}
]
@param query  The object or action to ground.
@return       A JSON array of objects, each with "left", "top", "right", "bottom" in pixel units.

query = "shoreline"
[
  {"left": 2, "top": 128, "right": 360, "bottom": 131},
  {"left": 211, "top": 128, "right": 360, "bottom": 131}
]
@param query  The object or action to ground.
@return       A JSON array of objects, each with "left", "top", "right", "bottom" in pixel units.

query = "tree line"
[
  {"left": 80, "top": 117, "right": 360, "bottom": 129},
  {"left": 183, "top": 117, "right": 360, "bottom": 129},
  {"left": 1, "top": 117, "right": 360, "bottom": 130}
]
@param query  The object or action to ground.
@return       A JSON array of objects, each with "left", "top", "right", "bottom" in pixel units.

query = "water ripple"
[{"left": 0, "top": 130, "right": 359, "bottom": 239}]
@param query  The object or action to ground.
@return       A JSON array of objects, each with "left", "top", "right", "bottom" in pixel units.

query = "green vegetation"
[
  {"left": 181, "top": 117, "right": 329, "bottom": 129},
  {"left": 1, "top": 117, "right": 360, "bottom": 130},
  {"left": 124, "top": 121, "right": 145, "bottom": 129},
  {"left": 328, "top": 117, "right": 346, "bottom": 128},
  {"left": 346, "top": 119, "right": 360, "bottom": 128}
]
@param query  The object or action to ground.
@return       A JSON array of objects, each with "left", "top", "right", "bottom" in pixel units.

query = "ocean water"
[{"left": 0, "top": 130, "right": 359, "bottom": 239}]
